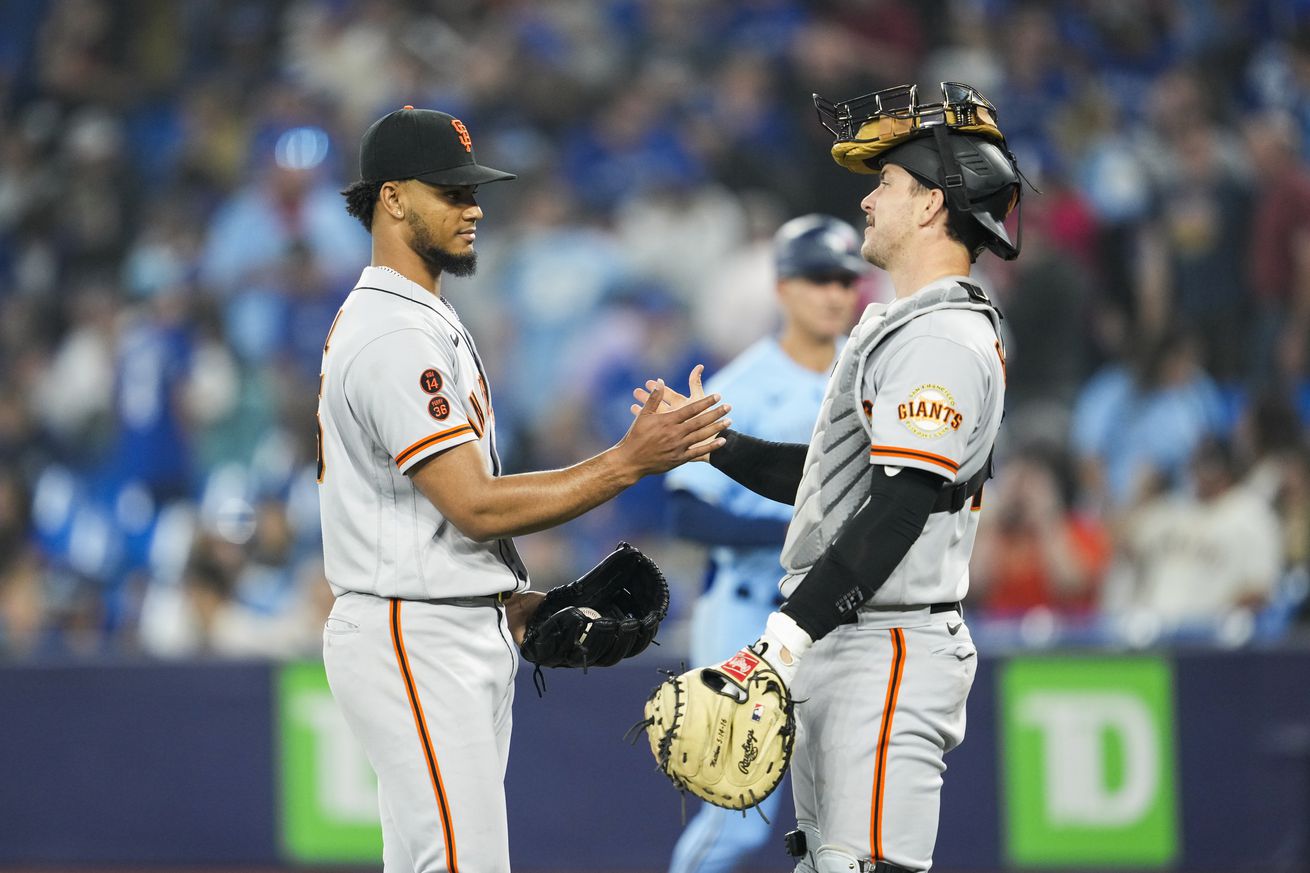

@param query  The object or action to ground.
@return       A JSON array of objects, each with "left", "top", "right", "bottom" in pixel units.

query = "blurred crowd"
[{"left": 1, "top": 0, "right": 1308, "bottom": 660}]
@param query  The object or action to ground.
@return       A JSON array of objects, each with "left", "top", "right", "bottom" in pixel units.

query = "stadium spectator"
[
  {"left": 970, "top": 448, "right": 1110, "bottom": 618},
  {"left": 1141, "top": 68, "right": 1253, "bottom": 383},
  {"left": 0, "top": 0, "right": 1308, "bottom": 657},
  {"left": 198, "top": 127, "right": 367, "bottom": 297},
  {"left": 1071, "top": 328, "right": 1226, "bottom": 512},
  {"left": 1236, "top": 393, "right": 1310, "bottom": 574},
  {"left": 1245, "top": 109, "right": 1310, "bottom": 388},
  {"left": 0, "top": 469, "right": 41, "bottom": 658},
  {"left": 1106, "top": 438, "right": 1283, "bottom": 629},
  {"left": 992, "top": 170, "right": 1097, "bottom": 444}
]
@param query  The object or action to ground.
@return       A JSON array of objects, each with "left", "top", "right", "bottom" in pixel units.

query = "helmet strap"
[
  {"left": 931, "top": 125, "right": 970, "bottom": 215},
  {"left": 1013, "top": 188, "right": 1023, "bottom": 258}
]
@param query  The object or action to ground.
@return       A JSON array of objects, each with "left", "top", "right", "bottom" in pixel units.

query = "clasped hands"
[{"left": 628, "top": 364, "right": 721, "bottom": 463}]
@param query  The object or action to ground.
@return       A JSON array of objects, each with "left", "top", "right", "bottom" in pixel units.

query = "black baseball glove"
[{"left": 519, "top": 542, "right": 669, "bottom": 669}]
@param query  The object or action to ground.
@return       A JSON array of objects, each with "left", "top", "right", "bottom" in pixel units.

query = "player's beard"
[
  {"left": 407, "top": 211, "right": 477, "bottom": 277},
  {"left": 861, "top": 235, "right": 888, "bottom": 270},
  {"left": 861, "top": 223, "right": 899, "bottom": 270}
]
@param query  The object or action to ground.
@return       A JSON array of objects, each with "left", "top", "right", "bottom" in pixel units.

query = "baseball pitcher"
[{"left": 318, "top": 106, "right": 728, "bottom": 873}]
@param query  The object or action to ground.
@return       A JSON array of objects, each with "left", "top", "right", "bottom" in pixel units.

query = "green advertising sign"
[
  {"left": 999, "top": 657, "right": 1179, "bottom": 868},
  {"left": 276, "top": 661, "right": 382, "bottom": 862}
]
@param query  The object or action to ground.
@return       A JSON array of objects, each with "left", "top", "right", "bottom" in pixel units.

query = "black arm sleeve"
[
  {"left": 780, "top": 465, "right": 943, "bottom": 642},
  {"left": 707, "top": 429, "right": 808, "bottom": 505},
  {"left": 667, "top": 490, "right": 791, "bottom": 547}
]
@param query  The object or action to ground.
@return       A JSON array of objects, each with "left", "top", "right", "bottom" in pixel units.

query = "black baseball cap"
[{"left": 360, "top": 106, "right": 516, "bottom": 186}]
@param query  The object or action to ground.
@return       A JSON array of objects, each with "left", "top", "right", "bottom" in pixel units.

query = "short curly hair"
[{"left": 342, "top": 180, "right": 384, "bottom": 231}]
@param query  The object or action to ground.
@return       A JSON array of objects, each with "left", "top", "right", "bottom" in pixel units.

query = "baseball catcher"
[
  {"left": 637, "top": 81, "right": 1022, "bottom": 871},
  {"left": 519, "top": 542, "right": 670, "bottom": 669}
]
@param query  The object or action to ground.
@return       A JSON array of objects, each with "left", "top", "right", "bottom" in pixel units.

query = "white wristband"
[
  {"left": 753, "top": 612, "right": 814, "bottom": 686},
  {"left": 767, "top": 611, "right": 813, "bottom": 658}
]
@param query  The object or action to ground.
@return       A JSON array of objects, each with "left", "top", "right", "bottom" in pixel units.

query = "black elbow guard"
[{"left": 781, "top": 466, "right": 942, "bottom": 641}]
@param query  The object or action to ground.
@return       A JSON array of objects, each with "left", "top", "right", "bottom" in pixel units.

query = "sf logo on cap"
[{"left": 451, "top": 119, "right": 472, "bottom": 153}]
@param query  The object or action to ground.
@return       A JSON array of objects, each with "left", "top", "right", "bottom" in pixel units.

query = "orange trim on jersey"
[
  {"left": 323, "top": 308, "right": 344, "bottom": 353},
  {"left": 315, "top": 412, "right": 326, "bottom": 483},
  {"left": 390, "top": 600, "right": 460, "bottom": 873},
  {"left": 467, "top": 392, "right": 486, "bottom": 437},
  {"left": 869, "top": 445, "right": 961, "bottom": 474},
  {"left": 395, "top": 424, "right": 475, "bottom": 467},
  {"left": 870, "top": 627, "right": 907, "bottom": 862}
]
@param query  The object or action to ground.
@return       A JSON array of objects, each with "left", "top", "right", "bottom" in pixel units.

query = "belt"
[
  {"left": 838, "top": 600, "right": 961, "bottom": 625},
  {"left": 424, "top": 592, "right": 513, "bottom": 608}
]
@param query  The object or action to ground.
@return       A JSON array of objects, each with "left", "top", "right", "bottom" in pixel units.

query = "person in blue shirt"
[
  {"left": 664, "top": 214, "right": 865, "bottom": 873},
  {"left": 1071, "top": 328, "right": 1227, "bottom": 510}
]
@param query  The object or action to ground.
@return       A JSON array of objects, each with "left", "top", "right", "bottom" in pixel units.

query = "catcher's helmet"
[
  {"left": 880, "top": 133, "right": 1021, "bottom": 260},
  {"left": 813, "top": 82, "right": 1023, "bottom": 261},
  {"left": 774, "top": 214, "right": 870, "bottom": 280}
]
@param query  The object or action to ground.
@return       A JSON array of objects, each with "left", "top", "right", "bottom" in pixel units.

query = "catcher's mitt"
[
  {"left": 640, "top": 648, "right": 796, "bottom": 811},
  {"left": 519, "top": 542, "right": 669, "bottom": 669}
]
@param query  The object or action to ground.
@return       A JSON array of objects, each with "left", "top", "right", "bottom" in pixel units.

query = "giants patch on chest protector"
[{"left": 897, "top": 384, "right": 964, "bottom": 438}]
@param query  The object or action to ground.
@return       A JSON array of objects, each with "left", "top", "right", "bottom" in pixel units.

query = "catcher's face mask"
[
  {"left": 813, "top": 81, "right": 1003, "bottom": 172},
  {"left": 813, "top": 82, "right": 1024, "bottom": 261}
]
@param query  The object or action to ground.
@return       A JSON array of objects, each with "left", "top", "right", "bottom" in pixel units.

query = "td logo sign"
[
  {"left": 276, "top": 661, "right": 382, "bottom": 862},
  {"left": 1000, "top": 658, "right": 1179, "bottom": 867},
  {"left": 1019, "top": 691, "right": 1160, "bottom": 827}
]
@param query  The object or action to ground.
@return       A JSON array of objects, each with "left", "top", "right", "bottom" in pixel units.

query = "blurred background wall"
[
  {"left": 0, "top": 0, "right": 1308, "bottom": 870},
  {"left": 1, "top": 652, "right": 1307, "bottom": 871}
]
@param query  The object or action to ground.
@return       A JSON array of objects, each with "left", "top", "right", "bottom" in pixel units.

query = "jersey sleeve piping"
[
  {"left": 396, "top": 424, "right": 477, "bottom": 468},
  {"left": 869, "top": 444, "right": 960, "bottom": 475}
]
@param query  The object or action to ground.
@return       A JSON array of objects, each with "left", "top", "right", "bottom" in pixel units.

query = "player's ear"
[
  {"left": 919, "top": 187, "right": 947, "bottom": 229},
  {"left": 379, "top": 181, "right": 406, "bottom": 222},
  {"left": 922, "top": 187, "right": 943, "bottom": 228}
]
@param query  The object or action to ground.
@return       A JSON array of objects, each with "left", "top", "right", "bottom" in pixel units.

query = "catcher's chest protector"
[{"left": 780, "top": 281, "right": 1001, "bottom": 576}]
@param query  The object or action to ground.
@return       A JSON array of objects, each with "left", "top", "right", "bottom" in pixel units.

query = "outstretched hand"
[
  {"left": 630, "top": 363, "right": 708, "bottom": 415},
  {"left": 630, "top": 365, "right": 721, "bottom": 462},
  {"left": 614, "top": 378, "right": 730, "bottom": 477}
]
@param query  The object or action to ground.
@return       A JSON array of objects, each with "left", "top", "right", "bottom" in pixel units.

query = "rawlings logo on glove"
[
  {"left": 519, "top": 542, "right": 669, "bottom": 670},
  {"left": 637, "top": 646, "right": 796, "bottom": 811}
]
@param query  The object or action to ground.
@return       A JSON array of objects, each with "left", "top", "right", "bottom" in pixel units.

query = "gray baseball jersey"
[
  {"left": 782, "top": 276, "right": 1004, "bottom": 872},
  {"left": 318, "top": 265, "right": 529, "bottom": 600}
]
